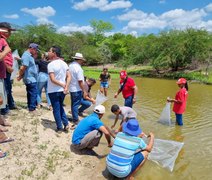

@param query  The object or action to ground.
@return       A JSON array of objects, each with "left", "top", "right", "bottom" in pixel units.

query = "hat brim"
[
  {"left": 72, "top": 56, "right": 86, "bottom": 61},
  {"left": 122, "top": 122, "right": 142, "bottom": 136}
]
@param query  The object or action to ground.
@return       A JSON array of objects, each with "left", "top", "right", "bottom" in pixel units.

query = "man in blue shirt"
[
  {"left": 72, "top": 105, "right": 113, "bottom": 150},
  {"left": 17, "top": 43, "right": 39, "bottom": 114}
]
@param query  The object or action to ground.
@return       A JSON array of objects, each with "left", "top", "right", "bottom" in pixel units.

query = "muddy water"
[{"left": 65, "top": 77, "right": 212, "bottom": 180}]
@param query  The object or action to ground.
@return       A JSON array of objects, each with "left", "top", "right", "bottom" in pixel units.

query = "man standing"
[
  {"left": 72, "top": 105, "right": 113, "bottom": 150},
  {"left": 0, "top": 22, "right": 17, "bottom": 117},
  {"left": 47, "top": 46, "right": 71, "bottom": 132},
  {"left": 17, "top": 43, "right": 39, "bottom": 114},
  {"left": 114, "top": 70, "right": 138, "bottom": 108},
  {"left": 69, "top": 53, "right": 86, "bottom": 126}
]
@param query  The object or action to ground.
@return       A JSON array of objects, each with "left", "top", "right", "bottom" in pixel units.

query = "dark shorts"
[
  {"left": 130, "top": 152, "right": 144, "bottom": 173},
  {"left": 100, "top": 82, "right": 109, "bottom": 88},
  {"left": 175, "top": 113, "right": 183, "bottom": 126}
]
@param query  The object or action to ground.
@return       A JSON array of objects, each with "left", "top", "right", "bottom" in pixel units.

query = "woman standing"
[
  {"left": 99, "top": 67, "right": 111, "bottom": 96},
  {"left": 167, "top": 78, "right": 188, "bottom": 126}
]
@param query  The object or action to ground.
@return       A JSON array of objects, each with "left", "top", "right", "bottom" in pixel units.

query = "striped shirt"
[{"left": 106, "top": 132, "right": 147, "bottom": 178}]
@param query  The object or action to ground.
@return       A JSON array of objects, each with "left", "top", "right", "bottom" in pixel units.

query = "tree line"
[{"left": 8, "top": 20, "right": 212, "bottom": 74}]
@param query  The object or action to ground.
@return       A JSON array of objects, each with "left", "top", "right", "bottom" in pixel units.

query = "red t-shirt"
[
  {"left": 0, "top": 38, "right": 7, "bottom": 79},
  {"left": 120, "top": 77, "right": 135, "bottom": 98},
  {"left": 173, "top": 87, "right": 188, "bottom": 114}
]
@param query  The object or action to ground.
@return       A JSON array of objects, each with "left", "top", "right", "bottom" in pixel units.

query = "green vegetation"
[{"left": 9, "top": 21, "right": 212, "bottom": 84}]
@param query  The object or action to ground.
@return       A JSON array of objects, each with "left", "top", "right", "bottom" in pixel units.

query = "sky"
[{"left": 1, "top": 0, "right": 212, "bottom": 36}]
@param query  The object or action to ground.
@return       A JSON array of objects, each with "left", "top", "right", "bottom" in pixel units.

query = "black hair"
[
  {"left": 111, "top": 104, "right": 120, "bottom": 113},
  {"left": 88, "top": 78, "right": 96, "bottom": 84},
  {"left": 185, "top": 82, "right": 189, "bottom": 91},
  {"left": 51, "top": 46, "right": 61, "bottom": 57}
]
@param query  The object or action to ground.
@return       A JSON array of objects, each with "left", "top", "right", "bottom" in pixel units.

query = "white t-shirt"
[
  {"left": 47, "top": 59, "right": 69, "bottom": 93},
  {"left": 120, "top": 106, "right": 137, "bottom": 119},
  {"left": 69, "top": 61, "right": 84, "bottom": 92}
]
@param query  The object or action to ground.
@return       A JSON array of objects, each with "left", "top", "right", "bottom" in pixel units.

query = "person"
[
  {"left": 114, "top": 70, "right": 138, "bottom": 108},
  {"left": 110, "top": 104, "right": 137, "bottom": 130},
  {"left": 72, "top": 105, "right": 114, "bottom": 150},
  {"left": 69, "top": 52, "right": 87, "bottom": 126},
  {"left": 167, "top": 78, "right": 188, "bottom": 126},
  {"left": 0, "top": 22, "right": 17, "bottom": 117},
  {"left": 17, "top": 43, "right": 40, "bottom": 114},
  {"left": 35, "top": 53, "right": 52, "bottom": 110},
  {"left": 47, "top": 46, "right": 71, "bottom": 133},
  {"left": 106, "top": 119, "right": 154, "bottom": 179},
  {"left": 0, "top": 27, "right": 12, "bottom": 127},
  {"left": 78, "top": 78, "right": 96, "bottom": 117},
  {"left": 99, "top": 67, "right": 111, "bottom": 96}
]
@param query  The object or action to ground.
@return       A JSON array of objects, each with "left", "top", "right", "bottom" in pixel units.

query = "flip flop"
[
  {"left": 0, "top": 150, "right": 7, "bottom": 158},
  {"left": 0, "top": 126, "right": 8, "bottom": 132},
  {"left": 0, "top": 137, "right": 14, "bottom": 144}
]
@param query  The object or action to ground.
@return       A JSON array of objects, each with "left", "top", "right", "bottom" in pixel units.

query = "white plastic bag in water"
[
  {"left": 10, "top": 50, "right": 20, "bottom": 80},
  {"left": 147, "top": 138, "right": 184, "bottom": 172},
  {"left": 95, "top": 90, "right": 108, "bottom": 106},
  {"left": 159, "top": 102, "right": 171, "bottom": 125}
]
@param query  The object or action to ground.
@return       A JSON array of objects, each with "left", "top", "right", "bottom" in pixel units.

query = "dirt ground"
[{"left": 0, "top": 82, "right": 115, "bottom": 180}]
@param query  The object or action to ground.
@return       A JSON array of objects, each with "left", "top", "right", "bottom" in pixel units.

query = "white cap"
[{"left": 94, "top": 105, "right": 105, "bottom": 114}]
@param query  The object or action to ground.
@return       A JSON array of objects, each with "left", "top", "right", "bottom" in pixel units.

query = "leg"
[
  {"left": 5, "top": 72, "right": 16, "bottom": 109},
  {"left": 124, "top": 95, "right": 133, "bottom": 108},
  {"left": 44, "top": 81, "right": 51, "bottom": 107},
  {"left": 59, "top": 92, "right": 69, "bottom": 127},
  {"left": 49, "top": 92, "right": 63, "bottom": 130},
  {"left": 37, "top": 81, "right": 45, "bottom": 106},
  {"left": 176, "top": 113, "right": 183, "bottom": 126},
  {"left": 26, "top": 83, "right": 37, "bottom": 111},
  {"left": 78, "top": 98, "right": 92, "bottom": 113},
  {"left": 70, "top": 91, "right": 82, "bottom": 123}
]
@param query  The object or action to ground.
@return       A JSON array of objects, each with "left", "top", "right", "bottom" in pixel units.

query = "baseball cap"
[
  {"left": 94, "top": 105, "right": 105, "bottom": 114},
  {"left": 177, "top": 78, "right": 187, "bottom": 84},
  {"left": 29, "top": 43, "right": 40, "bottom": 52},
  {"left": 120, "top": 70, "right": 127, "bottom": 79},
  {"left": 0, "top": 22, "right": 16, "bottom": 31}
]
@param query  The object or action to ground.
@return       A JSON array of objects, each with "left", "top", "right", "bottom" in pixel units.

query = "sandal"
[
  {"left": 0, "top": 132, "right": 14, "bottom": 144},
  {"left": 0, "top": 149, "right": 7, "bottom": 158}
]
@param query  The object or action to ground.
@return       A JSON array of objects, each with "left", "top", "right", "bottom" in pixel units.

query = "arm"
[
  {"left": 79, "top": 80, "right": 87, "bottom": 95},
  {"left": 64, "top": 70, "right": 71, "bottom": 94},
  {"left": 0, "top": 45, "right": 11, "bottom": 61},
  {"left": 132, "top": 85, "right": 138, "bottom": 104},
  {"left": 111, "top": 114, "right": 119, "bottom": 129},
  {"left": 114, "top": 88, "right": 121, "bottom": 98},
  {"left": 49, "top": 72, "right": 65, "bottom": 88},
  {"left": 17, "top": 65, "right": 27, "bottom": 81},
  {"left": 99, "top": 126, "right": 113, "bottom": 147},
  {"left": 143, "top": 132, "right": 154, "bottom": 152},
  {"left": 167, "top": 97, "right": 182, "bottom": 104}
]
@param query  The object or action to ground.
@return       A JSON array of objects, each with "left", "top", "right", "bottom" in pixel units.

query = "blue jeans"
[
  {"left": 70, "top": 91, "right": 82, "bottom": 122},
  {"left": 124, "top": 95, "right": 134, "bottom": 108},
  {"left": 175, "top": 113, "right": 183, "bottom": 126},
  {"left": 1, "top": 72, "right": 15, "bottom": 115},
  {"left": 78, "top": 98, "right": 92, "bottom": 113},
  {"left": 49, "top": 92, "right": 69, "bottom": 130},
  {"left": 26, "top": 82, "right": 37, "bottom": 111},
  {"left": 37, "top": 72, "right": 51, "bottom": 106}
]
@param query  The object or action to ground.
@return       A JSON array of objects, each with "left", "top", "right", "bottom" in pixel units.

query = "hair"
[
  {"left": 111, "top": 104, "right": 120, "bottom": 113},
  {"left": 103, "top": 67, "right": 108, "bottom": 71},
  {"left": 88, "top": 78, "right": 96, "bottom": 84},
  {"left": 51, "top": 46, "right": 61, "bottom": 57},
  {"left": 185, "top": 82, "right": 189, "bottom": 91}
]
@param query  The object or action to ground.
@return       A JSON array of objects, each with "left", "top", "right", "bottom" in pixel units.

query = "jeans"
[
  {"left": 26, "top": 82, "right": 37, "bottom": 111},
  {"left": 175, "top": 113, "right": 183, "bottom": 126},
  {"left": 124, "top": 95, "right": 134, "bottom": 108},
  {"left": 78, "top": 98, "right": 92, "bottom": 113},
  {"left": 1, "top": 72, "right": 15, "bottom": 115},
  {"left": 70, "top": 91, "right": 82, "bottom": 122},
  {"left": 49, "top": 92, "right": 69, "bottom": 130},
  {"left": 37, "top": 72, "right": 51, "bottom": 106}
]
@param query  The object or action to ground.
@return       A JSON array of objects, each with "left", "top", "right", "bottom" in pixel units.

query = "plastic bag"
[
  {"left": 0, "top": 80, "right": 7, "bottom": 108},
  {"left": 95, "top": 90, "right": 108, "bottom": 106},
  {"left": 147, "top": 138, "right": 184, "bottom": 172},
  {"left": 10, "top": 50, "right": 20, "bottom": 80},
  {"left": 158, "top": 102, "right": 171, "bottom": 125}
]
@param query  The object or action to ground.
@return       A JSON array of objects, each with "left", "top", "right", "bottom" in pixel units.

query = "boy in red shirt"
[
  {"left": 114, "top": 70, "right": 138, "bottom": 108},
  {"left": 167, "top": 78, "right": 188, "bottom": 126}
]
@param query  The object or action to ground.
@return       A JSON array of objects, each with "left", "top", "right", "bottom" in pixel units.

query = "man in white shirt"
[{"left": 69, "top": 53, "right": 86, "bottom": 126}]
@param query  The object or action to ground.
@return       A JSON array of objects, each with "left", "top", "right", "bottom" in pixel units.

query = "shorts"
[
  {"left": 130, "top": 152, "right": 144, "bottom": 173},
  {"left": 175, "top": 113, "right": 183, "bottom": 126},
  {"left": 100, "top": 82, "right": 109, "bottom": 88}
]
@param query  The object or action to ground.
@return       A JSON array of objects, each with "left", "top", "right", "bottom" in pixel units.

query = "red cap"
[
  {"left": 177, "top": 78, "right": 187, "bottom": 84},
  {"left": 120, "top": 70, "right": 127, "bottom": 79}
]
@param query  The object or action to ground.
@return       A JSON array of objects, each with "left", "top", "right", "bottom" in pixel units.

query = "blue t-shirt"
[
  {"left": 72, "top": 113, "right": 104, "bottom": 144},
  {"left": 21, "top": 51, "right": 37, "bottom": 84}
]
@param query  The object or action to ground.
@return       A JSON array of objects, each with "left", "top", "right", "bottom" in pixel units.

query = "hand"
[
  {"left": 17, "top": 76, "right": 22, "bottom": 81},
  {"left": 133, "top": 97, "right": 136, "bottom": 104},
  {"left": 108, "top": 142, "right": 113, "bottom": 148},
  {"left": 114, "top": 93, "right": 118, "bottom": 98},
  {"left": 148, "top": 132, "right": 154, "bottom": 138},
  {"left": 14, "top": 57, "right": 21, "bottom": 60},
  {"left": 91, "top": 98, "right": 96, "bottom": 104}
]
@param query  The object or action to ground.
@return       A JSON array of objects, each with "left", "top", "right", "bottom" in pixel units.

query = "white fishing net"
[
  {"left": 158, "top": 102, "right": 172, "bottom": 126},
  {"left": 10, "top": 50, "right": 20, "bottom": 80}
]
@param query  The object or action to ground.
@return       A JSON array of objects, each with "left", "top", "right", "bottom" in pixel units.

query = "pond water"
[{"left": 65, "top": 76, "right": 212, "bottom": 179}]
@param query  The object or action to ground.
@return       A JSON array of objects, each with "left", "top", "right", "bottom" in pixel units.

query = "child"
[
  {"left": 106, "top": 119, "right": 154, "bottom": 179},
  {"left": 167, "top": 78, "right": 188, "bottom": 126},
  {"left": 99, "top": 67, "right": 111, "bottom": 96},
  {"left": 110, "top": 104, "right": 137, "bottom": 132}
]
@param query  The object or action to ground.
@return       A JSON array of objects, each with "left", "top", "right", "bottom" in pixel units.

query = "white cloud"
[
  {"left": 205, "top": 3, "right": 212, "bottom": 12},
  {"left": 21, "top": 6, "right": 56, "bottom": 25},
  {"left": 118, "top": 4, "right": 212, "bottom": 34},
  {"left": 3, "top": 14, "right": 19, "bottom": 19},
  {"left": 72, "top": 0, "right": 132, "bottom": 11},
  {"left": 159, "top": 0, "right": 166, "bottom": 4},
  {"left": 57, "top": 23, "right": 93, "bottom": 34}
]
